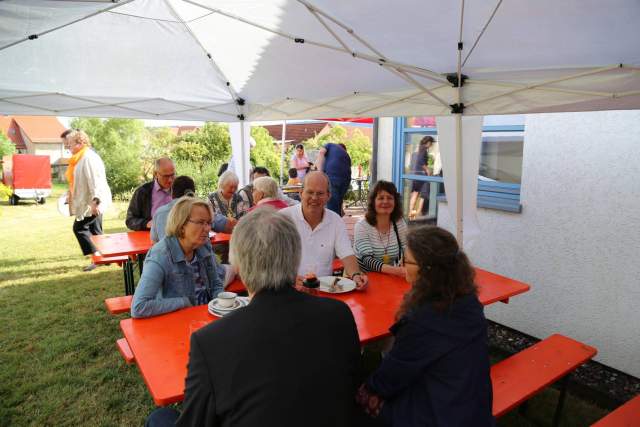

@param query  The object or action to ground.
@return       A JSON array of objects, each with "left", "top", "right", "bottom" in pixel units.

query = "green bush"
[{"left": 174, "top": 159, "right": 222, "bottom": 198}]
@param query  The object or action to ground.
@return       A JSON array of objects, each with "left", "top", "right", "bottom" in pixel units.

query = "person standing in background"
[
  {"left": 62, "top": 129, "right": 112, "bottom": 272},
  {"left": 315, "top": 142, "right": 351, "bottom": 216},
  {"left": 290, "top": 144, "right": 310, "bottom": 181},
  {"left": 126, "top": 157, "right": 175, "bottom": 230}
]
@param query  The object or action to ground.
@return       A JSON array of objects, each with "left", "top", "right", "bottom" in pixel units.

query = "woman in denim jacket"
[{"left": 131, "top": 196, "right": 224, "bottom": 318}]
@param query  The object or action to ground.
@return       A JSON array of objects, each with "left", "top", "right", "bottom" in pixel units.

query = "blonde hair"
[
  {"left": 253, "top": 176, "right": 279, "bottom": 199},
  {"left": 66, "top": 130, "right": 91, "bottom": 147},
  {"left": 165, "top": 196, "right": 213, "bottom": 238}
]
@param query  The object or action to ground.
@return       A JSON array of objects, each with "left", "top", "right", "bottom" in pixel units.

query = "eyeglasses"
[
  {"left": 404, "top": 259, "right": 418, "bottom": 266},
  {"left": 187, "top": 219, "right": 211, "bottom": 228},
  {"left": 158, "top": 173, "right": 176, "bottom": 179}
]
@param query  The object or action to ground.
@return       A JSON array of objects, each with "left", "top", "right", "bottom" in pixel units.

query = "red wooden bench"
[
  {"left": 492, "top": 334, "right": 597, "bottom": 426},
  {"left": 91, "top": 254, "right": 129, "bottom": 266},
  {"left": 591, "top": 394, "right": 640, "bottom": 426},
  {"left": 116, "top": 338, "right": 135, "bottom": 364},
  {"left": 105, "top": 295, "right": 133, "bottom": 315}
]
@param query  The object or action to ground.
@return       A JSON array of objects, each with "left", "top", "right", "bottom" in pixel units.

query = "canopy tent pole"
[
  {"left": 455, "top": 0, "right": 466, "bottom": 247},
  {"left": 280, "top": 120, "right": 287, "bottom": 185},
  {"left": 229, "top": 122, "right": 251, "bottom": 186}
]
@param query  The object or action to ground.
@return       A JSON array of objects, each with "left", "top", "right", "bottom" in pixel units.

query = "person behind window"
[
  {"left": 408, "top": 136, "right": 434, "bottom": 220},
  {"left": 357, "top": 225, "right": 494, "bottom": 427},
  {"left": 131, "top": 197, "right": 224, "bottom": 318},
  {"left": 353, "top": 181, "right": 407, "bottom": 277}
]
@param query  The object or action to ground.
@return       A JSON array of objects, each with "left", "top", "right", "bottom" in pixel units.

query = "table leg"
[{"left": 123, "top": 259, "right": 135, "bottom": 296}]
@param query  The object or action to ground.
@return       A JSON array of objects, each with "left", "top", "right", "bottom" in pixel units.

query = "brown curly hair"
[
  {"left": 364, "top": 180, "right": 403, "bottom": 226},
  {"left": 397, "top": 225, "right": 476, "bottom": 318}
]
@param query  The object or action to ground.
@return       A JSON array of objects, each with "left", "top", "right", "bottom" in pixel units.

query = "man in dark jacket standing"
[
  {"left": 144, "top": 208, "right": 361, "bottom": 427},
  {"left": 126, "top": 157, "right": 175, "bottom": 230}
]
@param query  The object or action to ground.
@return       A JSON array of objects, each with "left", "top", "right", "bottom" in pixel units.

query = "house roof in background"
[
  {"left": 11, "top": 116, "right": 66, "bottom": 143},
  {"left": 167, "top": 126, "right": 200, "bottom": 136},
  {"left": 263, "top": 122, "right": 329, "bottom": 145},
  {"left": 0, "top": 116, "right": 26, "bottom": 149}
]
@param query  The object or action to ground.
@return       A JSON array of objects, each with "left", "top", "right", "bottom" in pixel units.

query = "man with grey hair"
[
  {"left": 280, "top": 171, "right": 368, "bottom": 290},
  {"left": 126, "top": 157, "right": 175, "bottom": 230},
  {"left": 146, "top": 208, "right": 361, "bottom": 426}
]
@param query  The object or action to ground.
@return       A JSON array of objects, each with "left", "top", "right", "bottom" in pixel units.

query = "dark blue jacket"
[{"left": 367, "top": 293, "right": 494, "bottom": 427}]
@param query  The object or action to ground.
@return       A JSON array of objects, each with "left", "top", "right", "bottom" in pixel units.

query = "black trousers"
[{"left": 73, "top": 214, "right": 103, "bottom": 256}]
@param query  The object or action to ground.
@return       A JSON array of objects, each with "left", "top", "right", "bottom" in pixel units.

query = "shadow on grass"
[
  {"left": 0, "top": 269, "right": 154, "bottom": 426},
  {"left": 0, "top": 255, "right": 80, "bottom": 269}
]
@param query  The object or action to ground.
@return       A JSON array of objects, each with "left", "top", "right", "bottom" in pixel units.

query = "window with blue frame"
[{"left": 392, "top": 115, "right": 524, "bottom": 221}]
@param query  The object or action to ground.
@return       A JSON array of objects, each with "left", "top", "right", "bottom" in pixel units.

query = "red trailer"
[{"left": 2, "top": 154, "right": 52, "bottom": 205}]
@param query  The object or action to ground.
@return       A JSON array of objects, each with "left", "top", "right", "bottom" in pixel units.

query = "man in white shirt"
[{"left": 280, "top": 171, "right": 368, "bottom": 290}]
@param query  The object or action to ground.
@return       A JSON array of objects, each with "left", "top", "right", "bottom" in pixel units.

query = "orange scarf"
[{"left": 65, "top": 146, "right": 88, "bottom": 193}]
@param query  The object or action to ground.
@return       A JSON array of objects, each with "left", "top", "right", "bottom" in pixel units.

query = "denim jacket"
[{"left": 131, "top": 235, "right": 224, "bottom": 318}]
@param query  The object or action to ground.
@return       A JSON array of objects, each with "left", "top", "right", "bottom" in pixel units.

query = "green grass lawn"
[{"left": 0, "top": 185, "right": 609, "bottom": 426}]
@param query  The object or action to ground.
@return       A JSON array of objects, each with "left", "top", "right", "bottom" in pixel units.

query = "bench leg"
[
  {"left": 137, "top": 253, "right": 146, "bottom": 275},
  {"left": 552, "top": 375, "right": 570, "bottom": 427},
  {"left": 518, "top": 400, "right": 529, "bottom": 417},
  {"left": 123, "top": 260, "right": 135, "bottom": 296}
]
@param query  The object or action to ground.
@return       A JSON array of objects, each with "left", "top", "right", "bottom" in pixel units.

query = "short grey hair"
[
  {"left": 66, "top": 130, "right": 91, "bottom": 147},
  {"left": 230, "top": 208, "right": 301, "bottom": 293},
  {"left": 252, "top": 176, "right": 279, "bottom": 199},
  {"left": 165, "top": 196, "right": 213, "bottom": 238},
  {"left": 154, "top": 157, "right": 174, "bottom": 173},
  {"left": 218, "top": 170, "right": 239, "bottom": 189}
]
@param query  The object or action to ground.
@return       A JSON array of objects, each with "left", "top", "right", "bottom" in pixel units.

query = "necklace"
[{"left": 377, "top": 223, "right": 392, "bottom": 264}]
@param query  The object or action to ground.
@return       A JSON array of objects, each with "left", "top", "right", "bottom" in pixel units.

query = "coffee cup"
[{"left": 217, "top": 291, "right": 237, "bottom": 308}]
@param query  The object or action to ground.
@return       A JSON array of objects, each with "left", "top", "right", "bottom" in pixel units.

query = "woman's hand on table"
[{"left": 382, "top": 264, "right": 406, "bottom": 278}]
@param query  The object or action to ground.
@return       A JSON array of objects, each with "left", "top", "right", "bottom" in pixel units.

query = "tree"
[
  {"left": 0, "top": 132, "right": 16, "bottom": 158},
  {"left": 142, "top": 127, "right": 177, "bottom": 179},
  {"left": 180, "top": 122, "right": 231, "bottom": 164},
  {"left": 305, "top": 124, "right": 373, "bottom": 176},
  {"left": 173, "top": 141, "right": 209, "bottom": 163},
  {"left": 70, "top": 118, "right": 145, "bottom": 195},
  {"left": 250, "top": 126, "right": 282, "bottom": 180}
]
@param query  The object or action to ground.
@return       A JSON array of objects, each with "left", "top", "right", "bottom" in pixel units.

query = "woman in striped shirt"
[{"left": 354, "top": 181, "right": 408, "bottom": 276}]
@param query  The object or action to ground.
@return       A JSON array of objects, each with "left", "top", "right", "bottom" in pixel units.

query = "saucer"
[{"left": 208, "top": 297, "right": 249, "bottom": 317}]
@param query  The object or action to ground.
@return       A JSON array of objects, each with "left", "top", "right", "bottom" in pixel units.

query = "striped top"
[{"left": 353, "top": 218, "right": 408, "bottom": 273}]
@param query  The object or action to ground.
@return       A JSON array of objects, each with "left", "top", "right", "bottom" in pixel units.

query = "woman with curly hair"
[{"left": 356, "top": 225, "right": 494, "bottom": 427}]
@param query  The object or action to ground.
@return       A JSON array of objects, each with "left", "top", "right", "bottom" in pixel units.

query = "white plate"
[
  {"left": 208, "top": 297, "right": 249, "bottom": 317},
  {"left": 317, "top": 276, "right": 356, "bottom": 294}
]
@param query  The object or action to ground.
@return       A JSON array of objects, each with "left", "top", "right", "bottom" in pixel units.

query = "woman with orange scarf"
[{"left": 62, "top": 129, "right": 112, "bottom": 271}]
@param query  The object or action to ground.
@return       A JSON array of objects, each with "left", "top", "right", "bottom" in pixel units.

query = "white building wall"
[
  {"left": 33, "top": 143, "right": 65, "bottom": 164},
  {"left": 438, "top": 110, "right": 640, "bottom": 377}
]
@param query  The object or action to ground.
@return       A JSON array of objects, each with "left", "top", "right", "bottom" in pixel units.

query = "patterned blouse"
[
  {"left": 353, "top": 218, "right": 408, "bottom": 272},
  {"left": 208, "top": 190, "right": 249, "bottom": 220}
]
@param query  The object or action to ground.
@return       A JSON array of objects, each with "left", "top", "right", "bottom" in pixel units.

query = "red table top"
[
  {"left": 91, "top": 231, "right": 231, "bottom": 257},
  {"left": 121, "top": 270, "right": 530, "bottom": 406}
]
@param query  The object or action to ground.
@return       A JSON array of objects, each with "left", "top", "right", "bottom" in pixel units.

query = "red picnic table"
[
  {"left": 120, "top": 270, "right": 530, "bottom": 406},
  {"left": 91, "top": 230, "right": 232, "bottom": 295}
]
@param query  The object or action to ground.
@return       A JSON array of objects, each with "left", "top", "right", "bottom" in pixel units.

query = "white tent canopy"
[
  {"left": 2, "top": 0, "right": 639, "bottom": 241},
  {"left": 1, "top": 0, "right": 638, "bottom": 120}
]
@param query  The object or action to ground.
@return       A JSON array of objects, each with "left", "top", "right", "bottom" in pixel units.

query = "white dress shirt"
[{"left": 280, "top": 204, "right": 354, "bottom": 277}]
